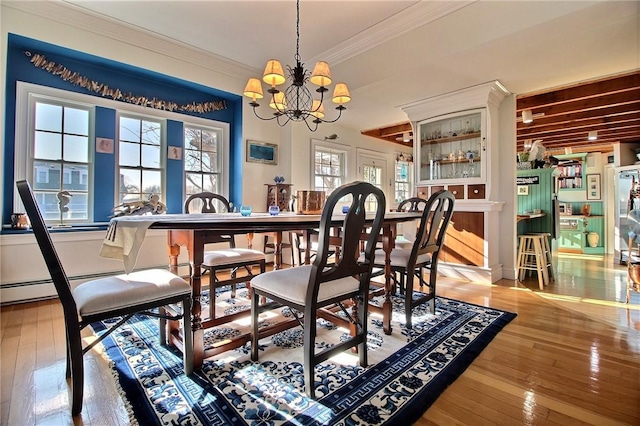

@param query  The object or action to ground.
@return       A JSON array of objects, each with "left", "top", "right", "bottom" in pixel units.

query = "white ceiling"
[{"left": 60, "top": 0, "right": 639, "bottom": 133}]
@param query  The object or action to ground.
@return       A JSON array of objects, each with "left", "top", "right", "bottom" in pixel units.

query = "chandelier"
[{"left": 242, "top": 0, "right": 351, "bottom": 132}]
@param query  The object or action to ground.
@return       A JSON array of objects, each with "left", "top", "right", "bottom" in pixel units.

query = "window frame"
[
  {"left": 310, "top": 139, "right": 349, "bottom": 195},
  {"left": 14, "top": 84, "right": 95, "bottom": 224},
  {"left": 183, "top": 123, "right": 225, "bottom": 197},
  {"left": 116, "top": 112, "right": 166, "bottom": 205}
]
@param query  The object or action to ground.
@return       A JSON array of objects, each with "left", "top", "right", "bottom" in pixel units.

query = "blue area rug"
[{"left": 96, "top": 291, "right": 516, "bottom": 425}]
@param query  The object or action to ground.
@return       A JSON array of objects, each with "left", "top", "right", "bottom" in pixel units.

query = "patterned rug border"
[{"left": 96, "top": 296, "right": 516, "bottom": 425}]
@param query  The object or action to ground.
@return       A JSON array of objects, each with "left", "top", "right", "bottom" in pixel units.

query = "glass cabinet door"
[{"left": 417, "top": 109, "right": 485, "bottom": 183}]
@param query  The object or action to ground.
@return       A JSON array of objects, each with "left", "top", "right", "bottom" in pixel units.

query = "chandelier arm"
[
  {"left": 312, "top": 107, "right": 345, "bottom": 125},
  {"left": 251, "top": 105, "right": 280, "bottom": 122},
  {"left": 276, "top": 113, "right": 293, "bottom": 127},
  {"left": 302, "top": 117, "right": 319, "bottom": 132}
]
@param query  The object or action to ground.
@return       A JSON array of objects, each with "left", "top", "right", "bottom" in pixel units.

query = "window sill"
[{"left": 1, "top": 223, "right": 109, "bottom": 234}]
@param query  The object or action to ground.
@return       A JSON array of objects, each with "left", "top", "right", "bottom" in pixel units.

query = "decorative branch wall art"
[{"left": 24, "top": 51, "right": 227, "bottom": 114}]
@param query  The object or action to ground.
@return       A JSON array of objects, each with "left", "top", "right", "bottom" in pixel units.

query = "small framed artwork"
[
  {"left": 246, "top": 140, "right": 278, "bottom": 165},
  {"left": 168, "top": 146, "right": 182, "bottom": 160},
  {"left": 96, "top": 137, "right": 114, "bottom": 154},
  {"left": 517, "top": 185, "right": 529, "bottom": 195},
  {"left": 587, "top": 174, "right": 601, "bottom": 200}
]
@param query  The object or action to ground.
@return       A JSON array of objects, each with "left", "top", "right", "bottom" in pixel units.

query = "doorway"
[{"left": 357, "top": 152, "right": 387, "bottom": 212}]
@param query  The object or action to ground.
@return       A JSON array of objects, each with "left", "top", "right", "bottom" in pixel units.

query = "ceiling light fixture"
[
  {"left": 522, "top": 109, "right": 533, "bottom": 123},
  {"left": 243, "top": 0, "right": 350, "bottom": 132},
  {"left": 588, "top": 130, "right": 598, "bottom": 140},
  {"left": 396, "top": 132, "right": 412, "bottom": 142}
]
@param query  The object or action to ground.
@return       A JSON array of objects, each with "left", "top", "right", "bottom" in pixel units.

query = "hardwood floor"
[{"left": 1, "top": 255, "right": 639, "bottom": 425}]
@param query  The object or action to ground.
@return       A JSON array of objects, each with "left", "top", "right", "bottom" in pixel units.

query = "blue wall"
[{"left": 3, "top": 33, "right": 243, "bottom": 224}]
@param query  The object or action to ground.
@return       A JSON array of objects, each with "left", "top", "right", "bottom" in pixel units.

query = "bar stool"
[
  {"left": 517, "top": 234, "right": 550, "bottom": 290},
  {"left": 527, "top": 232, "right": 554, "bottom": 282}
]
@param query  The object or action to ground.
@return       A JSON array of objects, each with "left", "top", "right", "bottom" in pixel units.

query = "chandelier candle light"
[{"left": 243, "top": 0, "right": 351, "bottom": 131}]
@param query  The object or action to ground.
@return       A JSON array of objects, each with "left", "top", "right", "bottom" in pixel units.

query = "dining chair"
[
  {"left": 16, "top": 180, "right": 194, "bottom": 416},
  {"left": 394, "top": 197, "right": 429, "bottom": 249},
  {"left": 372, "top": 190, "right": 454, "bottom": 329},
  {"left": 250, "top": 181, "right": 386, "bottom": 398},
  {"left": 184, "top": 192, "right": 265, "bottom": 316}
]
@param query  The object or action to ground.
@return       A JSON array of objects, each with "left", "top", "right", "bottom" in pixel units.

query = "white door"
[{"left": 357, "top": 153, "right": 388, "bottom": 212}]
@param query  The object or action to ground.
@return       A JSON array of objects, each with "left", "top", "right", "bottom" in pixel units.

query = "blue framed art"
[{"left": 246, "top": 140, "right": 278, "bottom": 165}]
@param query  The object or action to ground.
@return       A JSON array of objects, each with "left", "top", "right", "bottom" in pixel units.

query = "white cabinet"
[
  {"left": 400, "top": 81, "right": 510, "bottom": 283},
  {"left": 402, "top": 81, "right": 509, "bottom": 202}
]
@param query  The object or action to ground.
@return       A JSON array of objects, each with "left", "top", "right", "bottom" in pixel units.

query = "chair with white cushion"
[
  {"left": 372, "top": 190, "right": 454, "bottom": 329},
  {"left": 250, "top": 181, "right": 386, "bottom": 398},
  {"left": 184, "top": 192, "right": 265, "bottom": 321},
  {"left": 17, "top": 180, "right": 193, "bottom": 417}
]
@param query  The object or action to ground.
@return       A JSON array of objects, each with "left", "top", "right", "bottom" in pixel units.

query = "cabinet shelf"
[
  {"left": 421, "top": 156, "right": 482, "bottom": 166},
  {"left": 422, "top": 132, "right": 481, "bottom": 144}
]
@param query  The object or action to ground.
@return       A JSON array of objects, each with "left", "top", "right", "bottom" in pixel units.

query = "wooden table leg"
[
  {"left": 382, "top": 225, "right": 393, "bottom": 335},
  {"left": 273, "top": 231, "right": 283, "bottom": 269},
  {"left": 167, "top": 230, "right": 204, "bottom": 371}
]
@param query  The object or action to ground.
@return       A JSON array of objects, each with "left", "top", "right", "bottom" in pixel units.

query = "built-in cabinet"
[
  {"left": 402, "top": 81, "right": 510, "bottom": 282},
  {"left": 558, "top": 213, "right": 604, "bottom": 254}
]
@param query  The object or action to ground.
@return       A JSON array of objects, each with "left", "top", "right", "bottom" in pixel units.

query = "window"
[
  {"left": 117, "top": 115, "right": 163, "bottom": 204},
  {"left": 313, "top": 143, "right": 346, "bottom": 194},
  {"left": 14, "top": 82, "right": 231, "bottom": 225},
  {"left": 394, "top": 160, "right": 412, "bottom": 203},
  {"left": 30, "top": 100, "right": 91, "bottom": 223},
  {"left": 184, "top": 125, "right": 222, "bottom": 196}
]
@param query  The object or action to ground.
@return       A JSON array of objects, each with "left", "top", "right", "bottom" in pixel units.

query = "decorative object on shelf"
[
  {"left": 587, "top": 232, "right": 600, "bottom": 247},
  {"left": 268, "top": 205, "right": 280, "bottom": 216},
  {"left": 10, "top": 212, "right": 30, "bottom": 229},
  {"left": 246, "top": 140, "right": 278, "bottom": 165},
  {"left": 242, "top": 0, "right": 350, "bottom": 131},
  {"left": 56, "top": 191, "right": 72, "bottom": 227},
  {"left": 529, "top": 140, "right": 546, "bottom": 169},
  {"left": 395, "top": 152, "right": 413, "bottom": 163},
  {"left": 294, "top": 190, "right": 326, "bottom": 214},
  {"left": 273, "top": 175, "right": 285, "bottom": 184},
  {"left": 24, "top": 51, "right": 227, "bottom": 114},
  {"left": 112, "top": 195, "right": 166, "bottom": 217},
  {"left": 581, "top": 204, "right": 591, "bottom": 216},
  {"left": 240, "top": 205, "right": 253, "bottom": 217},
  {"left": 586, "top": 174, "right": 601, "bottom": 200}
]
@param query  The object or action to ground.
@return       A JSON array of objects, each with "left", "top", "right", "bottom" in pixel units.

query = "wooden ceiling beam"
[
  {"left": 520, "top": 89, "right": 640, "bottom": 119},
  {"left": 516, "top": 104, "right": 640, "bottom": 131},
  {"left": 517, "top": 71, "right": 640, "bottom": 110},
  {"left": 517, "top": 117, "right": 640, "bottom": 140}
]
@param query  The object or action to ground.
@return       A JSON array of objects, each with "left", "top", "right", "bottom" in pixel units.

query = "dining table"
[{"left": 100, "top": 210, "right": 422, "bottom": 370}]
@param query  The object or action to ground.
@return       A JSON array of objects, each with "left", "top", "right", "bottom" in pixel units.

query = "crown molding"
[
  {"left": 311, "top": 1, "right": 476, "bottom": 66},
  {"left": 4, "top": 1, "right": 259, "bottom": 80}
]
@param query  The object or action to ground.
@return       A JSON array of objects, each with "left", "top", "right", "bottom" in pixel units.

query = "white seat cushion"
[
  {"left": 372, "top": 248, "right": 432, "bottom": 267},
  {"left": 203, "top": 248, "right": 266, "bottom": 267},
  {"left": 73, "top": 269, "right": 190, "bottom": 317},
  {"left": 250, "top": 264, "right": 359, "bottom": 305},
  {"left": 394, "top": 236, "right": 414, "bottom": 250}
]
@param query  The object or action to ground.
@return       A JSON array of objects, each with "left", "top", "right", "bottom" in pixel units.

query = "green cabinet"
[{"left": 558, "top": 230, "right": 584, "bottom": 252}]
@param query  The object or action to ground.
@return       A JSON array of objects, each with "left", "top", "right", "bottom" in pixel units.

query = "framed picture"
[
  {"left": 587, "top": 174, "right": 601, "bottom": 200},
  {"left": 517, "top": 185, "right": 529, "bottom": 195},
  {"left": 96, "top": 137, "right": 114, "bottom": 154},
  {"left": 168, "top": 146, "right": 182, "bottom": 160},
  {"left": 246, "top": 140, "right": 278, "bottom": 165}
]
